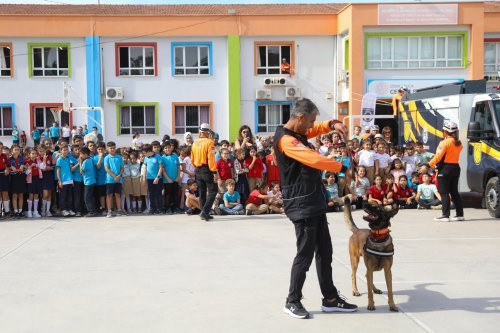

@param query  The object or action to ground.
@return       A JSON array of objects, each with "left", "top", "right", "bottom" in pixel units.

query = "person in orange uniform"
[
  {"left": 275, "top": 98, "right": 357, "bottom": 319},
  {"left": 391, "top": 87, "right": 407, "bottom": 116},
  {"left": 191, "top": 123, "right": 217, "bottom": 221},
  {"left": 425, "top": 120, "right": 464, "bottom": 222},
  {"left": 281, "top": 58, "right": 291, "bottom": 74}
]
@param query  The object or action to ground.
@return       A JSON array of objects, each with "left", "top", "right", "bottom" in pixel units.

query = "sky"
[{"left": 2, "top": 0, "right": 484, "bottom": 5}]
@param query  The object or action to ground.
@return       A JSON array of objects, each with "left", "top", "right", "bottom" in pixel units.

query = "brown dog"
[{"left": 343, "top": 197, "right": 399, "bottom": 312}]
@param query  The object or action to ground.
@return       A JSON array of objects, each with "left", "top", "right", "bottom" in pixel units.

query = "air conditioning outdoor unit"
[
  {"left": 105, "top": 87, "right": 124, "bottom": 100},
  {"left": 338, "top": 71, "right": 349, "bottom": 82},
  {"left": 285, "top": 86, "right": 300, "bottom": 99},
  {"left": 256, "top": 89, "right": 272, "bottom": 100},
  {"left": 485, "top": 75, "right": 500, "bottom": 82},
  {"left": 264, "top": 77, "right": 286, "bottom": 86}
]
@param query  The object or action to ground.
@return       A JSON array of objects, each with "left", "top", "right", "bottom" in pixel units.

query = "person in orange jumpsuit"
[
  {"left": 281, "top": 58, "right": 291, "bottom": 74},
  {"left": 425, "top": 120, "right": 464, "bottom": 222}
]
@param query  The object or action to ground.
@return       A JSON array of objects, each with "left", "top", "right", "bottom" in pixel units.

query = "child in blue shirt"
[
  {"left": 93, "top": 142, "right": 107, "bottom": 214},
  {"left": 103, "top": 141, "right": 124, "bottom": 218},
  {"left": 49, "top": 122, "right": 60, "bottom": 144},
  {"left": 31, "top": 127, "right": 41, "bottom": 146},
  {"left": 334, "top": 142, "right": 351, "bottom": 197},
  {"left": 11, "top": 125, "right": 20, "bottom": 145},
  {"left": 162, "top": 141, "right": 181, "bottom": 214},
  {"left": 142, "top": 143, "right": 163, "bottom": 214},
  {"left": 56, "top": 144, "right": 75, "bottom": 217},
  {"left": 216, "top": 179, "right": 244, "bottom": 215},
  {"left": 80, "top": 147, "right": 98, "bottom": 216},
  {"left": 70, "top": 145, "right": 83, "bottom": 216}
]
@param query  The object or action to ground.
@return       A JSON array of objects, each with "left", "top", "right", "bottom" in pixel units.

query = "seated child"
[
  {"left": 216, "top": 179, "right": 244, "bottom": 215},
  {"left": 367, "top": 175, "right": 392, "bottom": 207},
  {"left": 408, "top": 171, "right": 420, "bottom": 192},
  {"left": 382, "top": 174, "right": 396, "bottom": 206},
  {"left": 416, "top": 173, "right": 442, "bottom": 209},
  {"left": 348, "top": 166, "right": 370, "bottom": 209},
  {"left": 325, "top": 172, "right": 352, "bottom": 212},
  {"left": 267, "top": 182, "right": 284, "bottom": 214},
  {"left": 394, "top": 175, "right": 417, "bottom": 209},
  {"left": 245, "top": 182, "right": 272, "bottom": 215},
  {"left": 184, "top": 179, "right": 201, "bottom": 215}
]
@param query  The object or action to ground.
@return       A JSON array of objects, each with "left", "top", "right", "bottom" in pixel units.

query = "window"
[
  {"left": 473, "top": 101, "right": 495, "bottom": 139},
  {"left": 173, "top": 103, "right": 212, "bottom": 134},
  {"left": 0, "top": 44, "right": 13, "bottom": 77},
  {"left": 343, "top": 38, "right": 350, "bottom": 70},
  {"left": 118, "top": 103, "right": 158, "bottom": 135},
  {"left": 257, "top": 103, "right": 292, "bottom": 133},
  {"left": 0, "top": 105, "right": 13, "bottom": 136},
  {"left": 116, "top": 43, "right": 157, "bottom": 76},
  {"left": 485, "top": 42, "right": 500, "bottom": 74},
  {"left": 172, "top": 42, "right": 212, "bottom": 76},
  {"left": 255, "top": 42, "right": 294, "bottom": 75},
  {"left": 366, "top": 33, "right": 466, "bottom": 69},
  {"left": 32, "top": 105, "right": 69, "bottom": 129},
  {"left": 28, "top": 43, "right": 70, "bottom": 77}
]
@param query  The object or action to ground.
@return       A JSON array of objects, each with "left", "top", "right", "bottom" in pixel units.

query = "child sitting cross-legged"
[
  {"left": 184, "top": 179, "right": 201, "bottom": 215},
  {"left": 325, "top": 172, "right": 352, "bottom": 212},
  {"left": 367, "top": 175, "right": 392, "bottom": 207},
  {"left": 416, "top": 173, "right": 442, "bottom": 210},
  {"left": 267, "top": 182, "right": 284, "bottom": 214},
  {"left": 214, "top": 179, "right": 244, "bottom": 215},
  {"left": 394, "top": 175, "right": 417, "bottom": 209}
]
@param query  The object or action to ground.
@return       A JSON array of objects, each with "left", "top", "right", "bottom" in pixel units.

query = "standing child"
[
  {"left": 31, "top": 127, "right": 41, "bottom": 146},
  {"left": 390, "top": 158, "right": 406, "bottom": 185},
  {"left": 80, "top": 147, "right": 98, "bottom": 217},
  {"left": 0, "top": 147, "right": 11, "bottom": 216},
  {"left": 56, "top": 144, "right": 75, "bottom": 217},
  {"left": 129, "top": 152, "right": 142, "bottom": 213},
  {"left": 357, "top": 140, "right": 376, "bottom": 185},
  {"left": 142, "top": 144, "right": 163, "bottom": 215},
  {"left": 265, "top": 147, "right": 280, "bottom": 187},
  {"left": 335, "top": 142, "right": 351, "bottom": 196},
  {"left": 103, "top": 141, "right": 125, "bottom": 218},
  {"left": 20, "top": 131, "right": 27, "bottom": 148},
  {"left": 402, "top": 144, "right": 418, "bottom": 178},
  {"left": 12, "top": 126, "right": 20, "bottom": 146},
  {"left": 215, "top": 148, "right": 234, "bottom": 208},
  {"left": 70, "top": 145, "right": 83, "bottom": 216},
  {"left": 9, "top": 145, "right": 26, "bottom": 218},
  {"left": 40, "top": 128, "right": 50, "bottom": 142},
  {"left": 162, "top": 141, "right": 181, "bottom": 214},
  {"left": 40, "top": 146, "right": 54, "bottom": 217},
  {"left": 246, "top": 146, "right": 264, "bottom": 192},
  {"left": 414, "top": 142, "right": 434, "bottom": 166},
  {"left": 374, "top": 142, "right": 391, "bottom": 182},
  {"left": 94, "top": 142, "right": 107, "bottom": 214},
  {"left": 179, "top": 146, "right": 195, "bottom": 211},
  {"left": 234, "top": 148, "right": 249, "bottom": 205},
  {"left": 25, "top": 149, "right": 42, "bottom": 218},
  {"left": 121, "top": 152, "right": 133, "bottom": 213}
]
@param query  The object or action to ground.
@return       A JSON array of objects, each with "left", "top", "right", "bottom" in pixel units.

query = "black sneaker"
[
  {"left": 200, "top": 212, "right": 211, "bottom": 221},
  {"left": 283, "top": 300, "right": 310, "bottom": 319},
  {"left": 321, "top": 296, "right": 358, "bottom": 313}
]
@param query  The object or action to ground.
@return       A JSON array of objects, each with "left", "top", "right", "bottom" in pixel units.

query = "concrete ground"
[{"left": 0, "top": 207, "right": 499, "bottom": 333}]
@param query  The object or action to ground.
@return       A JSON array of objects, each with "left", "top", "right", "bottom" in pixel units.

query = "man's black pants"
[
  {"left": 437, "top": 164, "right": 464, "bottom": 217},
  {"left": 195, "top": 166, "right": 217, "bottom": 215},
  {"left": 287, "top": 213, "right": 338, "bottom": 303}
]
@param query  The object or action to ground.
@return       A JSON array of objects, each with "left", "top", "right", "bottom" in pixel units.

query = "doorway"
[{"left": 375, "top": 101, "right": 398, "bottom": 145}]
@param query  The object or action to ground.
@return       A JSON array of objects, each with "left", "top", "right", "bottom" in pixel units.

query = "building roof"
[{"left": 0, "top": 4, "right": 347, "bottom": 16}]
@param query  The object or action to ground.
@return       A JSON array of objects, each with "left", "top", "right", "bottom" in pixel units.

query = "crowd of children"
[{"left": 0, "top": 122, "right": 441, "bottom": 219}]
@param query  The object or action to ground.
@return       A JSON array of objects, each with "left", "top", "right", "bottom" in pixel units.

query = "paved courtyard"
[{"left": 0, "top": 207, "right": 499, "bottom": 333}]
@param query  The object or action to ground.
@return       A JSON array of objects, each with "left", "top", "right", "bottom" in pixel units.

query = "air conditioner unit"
[
  {"left": 485, "top": 75, "right": 500, "bottom": 82},
  {"left": 105, "top": 87, "right": 124, "bottom": 100},
  {"left": 337, "top": 70, "right": 349, "bottom": 82},
  {"left": 285, "top": 86, "right": 300, "bottom": 99},
  {"left": 256, "top": 89, "right": 272, "bottom": 100},
  {"left": 264, "top": 77, "right": 286, "bottom": 86}
]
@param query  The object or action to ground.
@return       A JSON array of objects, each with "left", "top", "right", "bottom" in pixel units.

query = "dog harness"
[{"left": 364, "top": 229, "right": 394, "bottom": 257}]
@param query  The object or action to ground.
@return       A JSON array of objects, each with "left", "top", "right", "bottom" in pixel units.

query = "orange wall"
[
  {"left": 485, "top": 12, "right": 500, "bottom": 32},
  {"left": 0, "top": 14, "right": 338, "bottom": 37}
]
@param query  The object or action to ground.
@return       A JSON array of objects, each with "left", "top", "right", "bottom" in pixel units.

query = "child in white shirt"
[{"left": 356, "top": 140, "right": 376, "bottom": 184}]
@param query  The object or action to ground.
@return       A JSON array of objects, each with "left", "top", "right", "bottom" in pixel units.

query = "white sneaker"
[
  {"left": 143, "top": 208, "right": 150, "bottom": 214},
  {"left": 433, "top": 216, "right": 450, "bottom": 222},
  {"left": 46, "top": 211, "right": 53, "bottom": 217},
  {"left": 68, "top": 210, "right": 76, "bottom": 216},
  {"left": 450, "top": 216, "right": 465, "bottom": 221},
  {"left": 33, "top": 211, "right": 42, "bottom": 218},
  {"left": 27, "top": 211, "right": 33, "bottom": 218},
  {"left": 62, "top": 210, "right": 70, "bottom": 217}
]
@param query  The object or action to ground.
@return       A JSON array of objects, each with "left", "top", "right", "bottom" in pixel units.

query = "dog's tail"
[{"left": 343, "top": 195, "right": 359, "bottom": 233}]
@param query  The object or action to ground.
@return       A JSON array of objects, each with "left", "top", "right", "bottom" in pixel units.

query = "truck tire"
[{"left": 485, "top": 177, "right": 500, "bottom": 218}]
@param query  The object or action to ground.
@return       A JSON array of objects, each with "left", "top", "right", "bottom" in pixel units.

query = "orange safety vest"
[{"left": 281, "top": 62, "right": 290, "bottom": 73}]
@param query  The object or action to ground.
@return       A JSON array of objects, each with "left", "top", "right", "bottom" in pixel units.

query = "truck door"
[{"left": 467, "top": 100, "right": 499, "bottom": 193}]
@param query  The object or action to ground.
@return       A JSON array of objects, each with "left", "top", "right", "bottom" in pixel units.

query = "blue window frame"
[
  {"left": 171, "top": 42, "right": 213, "bottom": 76},
  {"left": 0, "top": 103, "right": 15, "bottom": 136},
  {"left": 254, "top": 100, "right": 294, "bottom": 133}
]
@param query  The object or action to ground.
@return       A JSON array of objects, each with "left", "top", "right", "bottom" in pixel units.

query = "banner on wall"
[
  {"left": 367, "top": 79, "right": 464, "bottom": 98},
  {"left": 361, "top": 93, "right": 377, "bottom": 129}
]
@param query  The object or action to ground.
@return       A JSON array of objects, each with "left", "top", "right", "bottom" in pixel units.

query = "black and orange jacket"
[
  {"left": 429, "top": 137, "right": 462, "bottom": 168},
  {"left": 191, "top": 137, "right": 217, "bottom": 172}
]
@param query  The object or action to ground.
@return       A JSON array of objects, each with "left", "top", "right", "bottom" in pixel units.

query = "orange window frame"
[
  {"left": 0, "top": 43, "right": 14, "bottom": 78},
  {"left": 254, "top": 41, "right": 295, "bottom": 76},
  {"left": 115, "top": 42, "right": 158, "bottom": 77},
  {"left": 171, "top": 102, "right": 213, "bottom": 135}
]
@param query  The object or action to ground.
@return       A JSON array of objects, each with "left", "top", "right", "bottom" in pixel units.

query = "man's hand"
[
  {"left": 114, "top": 175, "right": 121, "bottom": 183},
  {"left": 330, "top": 120, "right": 348, "bottom": 141}
]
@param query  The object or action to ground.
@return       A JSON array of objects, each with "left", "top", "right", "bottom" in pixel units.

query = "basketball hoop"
[{"left": 50, "top": 107, "right": 63, "bottom": 112}]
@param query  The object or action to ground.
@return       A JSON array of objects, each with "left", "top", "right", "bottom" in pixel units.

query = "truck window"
[{"left": 473, "top": 101, "right": 494, "bottom": 138}]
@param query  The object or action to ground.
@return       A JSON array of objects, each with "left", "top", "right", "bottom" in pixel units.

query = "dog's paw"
[
  {"left": 389, "top": 305, "right": 399, "bottom": 312},
  {"left": 353, "top": 291, "right": 361, "bottom": 297},
  {"left": 367, "top": 304, "right": 376, "bottom": 311},
  {"left": 373, "top": 288, "right": 383, "bottom": 294}
]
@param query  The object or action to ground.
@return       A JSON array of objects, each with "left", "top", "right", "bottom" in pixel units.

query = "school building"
[{"left": 0, "top": 2, "right": 499, "bottom": 145}]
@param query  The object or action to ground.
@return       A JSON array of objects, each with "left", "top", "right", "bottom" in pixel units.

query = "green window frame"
[
  {"left": 344, "top": 38, "right": 350, "bottom": 70},
  {"left": 28, "top": 43, "right": 71, "bottom": 78},
  {"left": 364, "top": 31, "right": 468, "bottom": 69},
  {"left": 116, "top": 102, "right": 159, "bottom": 135}
]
